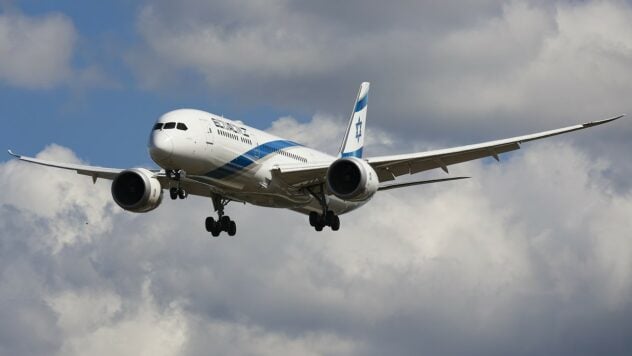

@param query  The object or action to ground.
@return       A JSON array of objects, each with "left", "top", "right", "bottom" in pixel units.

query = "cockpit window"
[
  {"left": 163, "top": 122, "right": 176, "bottom": 129},
  {"left": 153, "top": 123, "right": 163, "bottom": 130},
  {"left": 176, "top": 123, "right": 188, "bottom": 131}
]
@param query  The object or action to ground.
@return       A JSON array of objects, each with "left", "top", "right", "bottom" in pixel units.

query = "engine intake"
[
  {"left": 326, "top": 157, "right": 378, "bottom": 201},
  {"left": 111, "top": 168, "right": 163, "bottom": 213}
]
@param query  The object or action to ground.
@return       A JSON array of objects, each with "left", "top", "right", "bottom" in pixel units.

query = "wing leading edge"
[
  {"left": 7, "top": 149, "right": 123, "bottom": 182},
  {"left": 367, "top": 115, "right": 624, "bottom": 182}
]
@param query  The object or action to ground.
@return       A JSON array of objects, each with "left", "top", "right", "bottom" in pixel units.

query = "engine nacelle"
[
  {"left": 326, "top": 157, "right": 378, "bottom": 201},
  {"left": 111, "top": 168, "right": 163, "bottom": 213}
]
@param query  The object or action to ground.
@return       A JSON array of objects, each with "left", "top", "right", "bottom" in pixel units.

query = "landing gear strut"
[
  {"left": 166, "top": 169, "right": 188, "bottom": 200},
  {"left": 205, "top": 195, "right": 237, "bottom": 237},
  {"left": 306, "top": 184, "right": 340, "bottom": 232}
]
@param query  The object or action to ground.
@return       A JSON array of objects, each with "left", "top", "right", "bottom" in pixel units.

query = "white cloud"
[
  {"left": 427, "top": 1, "right": 632, "bottom": 125},
  {"left": 0, "top": 145, "right": 118, "bottom": 251},
  {"left": 0, "top": 11, "right": 76, "bottom": 89},
  {"left": 50, "top": 280, "right": 187, "bottom": 356},
  {"left": 266, "top": 113, "right": 394, "bottom": 155},
  {"left": 0, "top": 10, "right": 115, "bottom": 90},
  {"left": 1, "top": 119, "right": 631, "bottom": 355}
]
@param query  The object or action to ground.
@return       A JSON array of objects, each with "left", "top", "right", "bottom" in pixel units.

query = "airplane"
[{"left": 7, "top": 82, "right": 623, "bottom": 236}]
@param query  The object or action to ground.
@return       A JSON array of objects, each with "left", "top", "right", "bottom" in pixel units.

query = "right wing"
[
  {"left": 8, "top": 150, "right": 124, "bottom": 182},
  {"left": 7, "top": 150, "right": 243, "bottom": 199},
  {"left": 367, "top": 115, "right": 624, "bottom": 182}
]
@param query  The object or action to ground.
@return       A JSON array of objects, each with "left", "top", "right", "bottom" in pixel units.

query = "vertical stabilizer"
[{"left": 339, "top": 82, "right": 370, "bottom": 158}]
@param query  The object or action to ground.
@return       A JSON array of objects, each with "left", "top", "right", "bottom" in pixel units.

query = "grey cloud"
[
  {"left": 130, "top": 1, "right": 631, "bottom": 139},
  {"left": 1, "top": 139, "right": 631, "bottom": 355}
]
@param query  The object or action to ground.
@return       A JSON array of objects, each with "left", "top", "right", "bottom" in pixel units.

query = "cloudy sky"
[{"left": 2, "top": 1, "right": 632, "bottom": 355}]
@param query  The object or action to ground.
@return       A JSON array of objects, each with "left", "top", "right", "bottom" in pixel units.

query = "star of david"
[{"left": 355, "top": 118, "right": 362, "bottom": 142}]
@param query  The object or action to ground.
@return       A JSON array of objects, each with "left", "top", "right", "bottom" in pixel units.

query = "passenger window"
[
  {"left": 164, "top": 122, "right": 176, "bottom": 129},
  {"left": 177, "top": 123, "right": 188, "bottom": 131},
  {"left": 153, "top": 123, "right": 163, "bottom": 130}
]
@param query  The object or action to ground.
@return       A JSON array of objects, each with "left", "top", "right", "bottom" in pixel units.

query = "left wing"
[
  {"left": 271, "top": 162, "right": 331, "bottom": 188},
  {"left": 271, "top": 115, "right": 623, "bottom": 187},
  {"left": 367, "top": 115, "right": 623, "bottom": 182}
]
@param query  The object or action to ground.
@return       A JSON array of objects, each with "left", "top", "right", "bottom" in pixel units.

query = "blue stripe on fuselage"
[
  {"left": 354, "top": 95, "right": 368, "bottom": 112},
  {"left": 205, "top": 140, "right": 301, "bottom": 179}
]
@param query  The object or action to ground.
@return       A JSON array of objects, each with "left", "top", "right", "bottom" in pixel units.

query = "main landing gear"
[
  {"left": 205, "top": 195, "right": 237, "bottom": 237},
  {"left": 166, "top": 169, "right": 188, "bottom": 200},
  {"left": 306, "top": 184, "right": 340, "bottom": 232}
]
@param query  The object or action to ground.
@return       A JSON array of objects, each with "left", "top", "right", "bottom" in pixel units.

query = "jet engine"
[
  {"left": 111, "top": 168, "right": 163, "bottom": 212},
  {"left": 326, "top": 157, "right": 378, "bottom": 201}
]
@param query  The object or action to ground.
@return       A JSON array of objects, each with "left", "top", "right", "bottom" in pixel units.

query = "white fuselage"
[{"left": 147, "top": 109, "right": 369, "bottom": 215}]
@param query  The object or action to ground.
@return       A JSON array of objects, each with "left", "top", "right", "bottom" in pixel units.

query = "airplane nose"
[{"left": 148, "top": 131, "right": 173, "bottom": 162}]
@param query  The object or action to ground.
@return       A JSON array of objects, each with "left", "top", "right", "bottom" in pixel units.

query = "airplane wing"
[
  {"left": 271, "top": 115, "right": 623, "bottom": 187},
  {"left": 7, "top": 150, "right": 243, "bottom": 199},
  {"left": 7, "top": 149, "right": 125, "bottom": 181},
  {"left": 367, "top": 115, "right": 624, "bottom": 182}
]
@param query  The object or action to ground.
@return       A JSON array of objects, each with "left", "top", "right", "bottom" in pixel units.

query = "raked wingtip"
[{"left": 582, "top": 114, "right": 625, "bottom": 128}]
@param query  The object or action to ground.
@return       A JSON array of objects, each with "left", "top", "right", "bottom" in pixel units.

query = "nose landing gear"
[{"left": 166, "top": 169, "right": 188, "bottom": 200}]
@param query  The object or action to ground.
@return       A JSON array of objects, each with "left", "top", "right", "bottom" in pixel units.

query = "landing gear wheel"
[
  {"left": 170, "top": 187, "right": 178, "bottom": 200},
  {"left": 210, "top": 223, "right": 221, "bottom": 237},
  {"left": 205, "top": 217, "right": 215, "bottom": 232},
  {"left": 305, "top": 185, "right": 342, "bottom": 232},
  {"left": 219, "top": 216, "right": 231, "bottom": 230},
  {"left": 227, "top": 221, "right": 237, "bottom": 236},
  {"left": 204, "top": 195, "right": 238, "bottom": 237},
  {"left": 309, "top": 212, "right": 319, "bottom": 227},
  {"left": 310, "top": 211, "right": 340, "bottom": 232},
  {"left": 331, "top": 215, "right": 340, "bottom": 231},
  {"left": 325, "top": 210, "right": 335, "bottom": 226},
  {"left": 178, "top": 189, "right": 188, "bottom": 199}
]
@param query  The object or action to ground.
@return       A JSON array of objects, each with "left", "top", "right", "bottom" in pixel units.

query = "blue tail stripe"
[
  {"left": 341, "top": 147, "right": 363, "bottom": 158},
  {"left": 354, "top": 95, "right": 368, "bottom": 112},
  {"left": 206, "top": 140, "right": 300, "bottom": 179}
]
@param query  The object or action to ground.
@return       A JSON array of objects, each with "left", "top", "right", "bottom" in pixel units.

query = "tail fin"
[{"left": 338, "top": 82, "right": 370, "bottom": 158}]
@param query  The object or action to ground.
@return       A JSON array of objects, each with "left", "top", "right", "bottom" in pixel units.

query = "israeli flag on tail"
[{"left": 339, "top": 82, "right": 370, "bottom": 158}]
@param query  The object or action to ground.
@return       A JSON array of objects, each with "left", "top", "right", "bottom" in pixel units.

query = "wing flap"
[{"left": 270, "top": 162, "right": 331, "bottom": 188}]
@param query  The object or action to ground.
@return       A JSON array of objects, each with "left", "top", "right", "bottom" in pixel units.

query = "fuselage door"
[{"left": 199, "top": 118, "right": 213, "bottom": 153}]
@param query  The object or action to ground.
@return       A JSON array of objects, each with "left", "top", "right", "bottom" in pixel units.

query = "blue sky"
[{"left": 1, "top": 1, "right": 290, "bottom": 168}]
